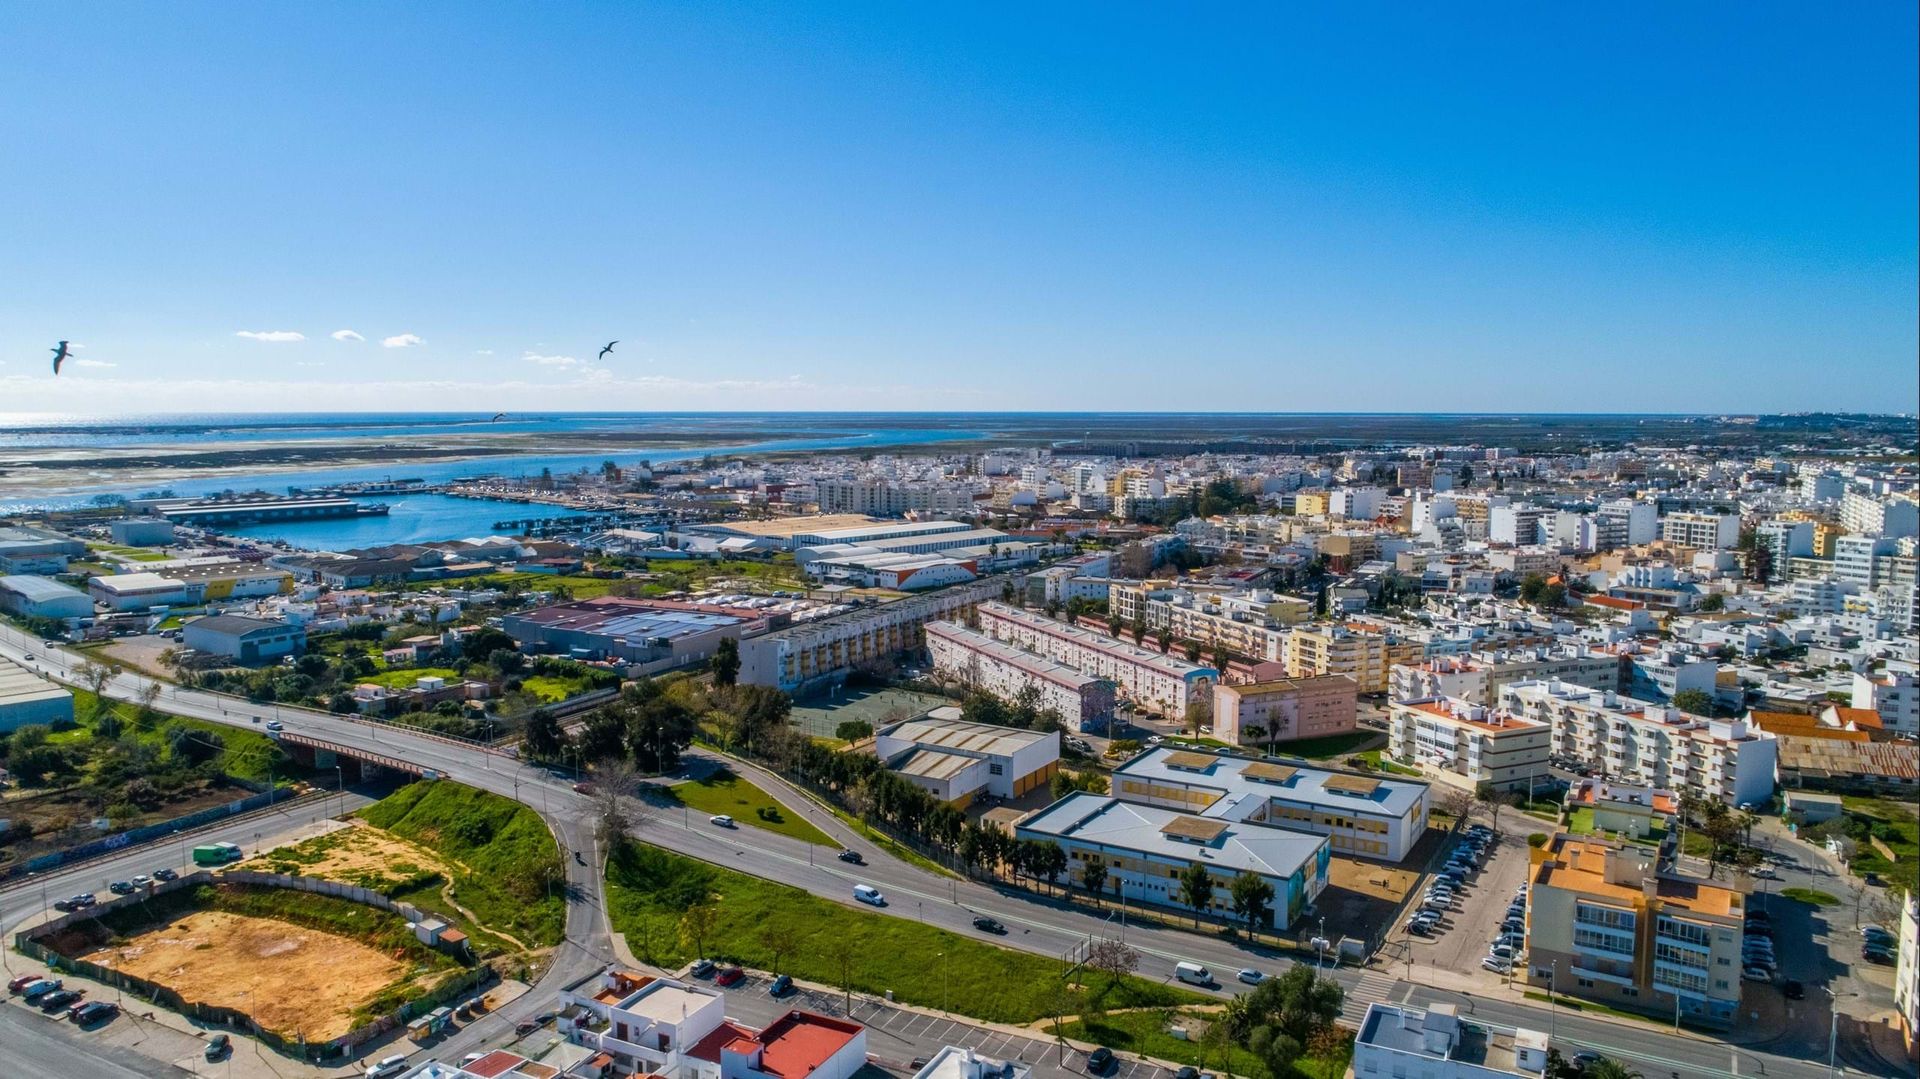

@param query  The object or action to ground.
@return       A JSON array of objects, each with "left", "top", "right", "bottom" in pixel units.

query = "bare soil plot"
[
  {"left": 77, "top": 910, "right": 415, "bottom": 1041},
  {"left": 249, "top": 818, "right": 451, "bottom": 894}
]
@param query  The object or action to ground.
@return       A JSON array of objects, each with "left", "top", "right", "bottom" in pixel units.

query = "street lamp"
[
  {"left": 1546, "top": 959, "right": 1557, "bottom": 1047},
  {"left": 1821, "top": 986, "right": 1844, "bottom": 1079}
]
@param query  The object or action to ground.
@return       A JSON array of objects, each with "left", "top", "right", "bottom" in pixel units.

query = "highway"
[{"left": 0, "top": 622, "right": 1899, "bottom": 1079}]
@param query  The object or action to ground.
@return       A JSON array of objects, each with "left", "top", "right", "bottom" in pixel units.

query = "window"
[{"left": 989, "top": 763, "right": 1004, "bottom": 775}]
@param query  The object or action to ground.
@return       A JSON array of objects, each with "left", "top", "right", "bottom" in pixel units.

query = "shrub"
[{"left": 1528, "top": 833, "right": 1549, "bottom": 848}]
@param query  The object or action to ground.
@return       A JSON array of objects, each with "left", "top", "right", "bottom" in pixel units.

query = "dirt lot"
[
  {"left": 249, "top": 818, "right": 451, "bottom": 893},
  {"left": 77, "top": 910, "right": 412, "bottom": 1041},
  {"left": 1307, "top": 825, "right": 1449, "bottom": 948}
]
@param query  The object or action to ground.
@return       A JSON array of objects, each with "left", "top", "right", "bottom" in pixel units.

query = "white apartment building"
[
  {"left": 1329, "top": 486, "right": 1385, "bottom": 520},
  {"left": 815, "top": 478, "right": 979, "bottom": 517},
  {"left": 925, "top": 621, "right": 1117, "bottom": 733},
  {"left": 975, "top": 601, "right": 1216, "bottom": 717},
  {"left": 1853, "top": 663, "right": 1919, "bottom": 739},
  {"left": 1834, "top": 535, "right": 1899, "bottom": 586},
  {"left": 1896, "top": 895, "right": 1918, "bottom": 1056},
  {"left": 1596, "top": 500, "right": 1659, "bottom": 548},
  {"left": 1490, "top": 504, "right": 1549, "bottom": 546},
  {"left": 1840, "top": 491, "right": 1920, "bottom": 539},
  {"left": 1486, "top": 546, "right": 1561, "bottom": 581},
  {"left": 740, "top": 576, "right": 1002, "bottom": 691},
  {"left": 1353, "top": 1003, "right": 1550, "bottom": 1079},
  {"left": 1388, "top": 696, "right": 1551, "bottom": 793},
  {"left": 1391, "top": 647, "right": 1620, "bottom": 707},
  {"left": 1660, "top": 512, "right": 1740, "bottom": 550},
  {"left": 1500, "top": 680, "right": 1778, "bottom": 807}
]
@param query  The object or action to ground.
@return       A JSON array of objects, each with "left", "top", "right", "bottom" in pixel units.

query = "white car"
[
  {"left": 1481, "top": 956, "right": 1512, "bottom": 974},
  {"left": 709, "top": 815, "right": 736, "bottom": 828},
  {"left": 366, "top": 1055, "right": 411, "bottom": 1079},
  {"left": 1237, "top": 968, "right": 1264, "bottom": 985}
]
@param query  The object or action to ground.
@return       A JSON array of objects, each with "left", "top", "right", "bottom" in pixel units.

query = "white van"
[
  {"left": 852, "top": 884, "right": 886, "bottom": 906},
  {"left": 1174, "top": 961, "right": 1211, "bottom": 986}
]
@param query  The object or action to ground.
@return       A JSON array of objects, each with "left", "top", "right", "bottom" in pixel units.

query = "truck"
[{"left": 192, "top": 842, "right": 242, "bottom": 866}]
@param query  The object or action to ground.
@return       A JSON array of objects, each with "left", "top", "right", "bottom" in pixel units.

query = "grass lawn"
[
  {"left": 360, "top": 666, "right": 461, "bottom": 689},
  {"left": 1840, "top": 796, "right": 1919, "bottom": 894},
  {"left": 68, "top": 686, "right": 292, "bottom": 783},
  {"left": 1566, "top": 807, "right": 1663, "bottom": 846},
  {"left": 1519, "top": 990, "right": 1701, "bottom": 1029},
  {"left": 1780, "top": 887, "right": 1841, "bottom": 907},
  {"left": 88, "top": 543, "right": 169, "bottom": 562},
  {"left": 1271, "top": 731, "right": 1380, "bottom": 760},
  {"left": 605, "top": 842, "right": 1203, "bottom": 1024},
  {"left": 1061, "top": 1008, "right": 1350, "bottom": 1079},
  {"left": 659, "top": 769, "right": 834, "bottom": 847},
  {"left": 522, "top": 674, "right": 595, "bottom": 703},
  {"left": 358, "top": 779, "right": 566, "bottom": 947}
]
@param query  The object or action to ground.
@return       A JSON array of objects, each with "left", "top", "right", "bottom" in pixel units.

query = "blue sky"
[{"left": 3, "top": 3, "right": 1914, "bottom": 414}]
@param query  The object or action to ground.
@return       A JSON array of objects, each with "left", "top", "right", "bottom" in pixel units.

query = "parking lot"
[
  {"left": 700, "top": 969, "right": 1184, "bottom": 1079},
  {"left": 1397, "top": 819, "right": 1535, "bottom": 983}
]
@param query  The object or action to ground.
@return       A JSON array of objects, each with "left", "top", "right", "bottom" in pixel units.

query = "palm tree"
[{"left": 1582, "top": 1059, "right": 1642, "bottom": 1079}]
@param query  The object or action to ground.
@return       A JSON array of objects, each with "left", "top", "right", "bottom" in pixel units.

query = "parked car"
[
  {"left": 9, "top": 972, "right": 47, "bottom": 993},
  {"left": 1568, "top": 1050, "right": 1603, "bottom": 1072},
  {"left": 837, "top": 849, "right": 864, "bottom": 865},
  {"left": 769, "top": 974, "right": 794, "bottom": 997},
  {"left": 709, "top": 815, "right": 736, "bottom": 828},
  {"left": 108, "top": 881, "right": 136, "bottom": 896},
  {"left": 1087, "top": 1047, "right": 1115, "bottom": 1074},
  {"left": 1862, "top": 946, "right": 1895, "bottom": 965},
  {"left": 366, "top": 1054, "right": 411, "bottom": 1079},
  {"left": 1487, "top": 944, "right": 1515, "bottom": 961},
  {"left": 1174, "top": 1068, "right": 1201, "bottom": 1079},
  {"left": 1742, "top": 967, "right": 1773, "bottom": 982},
  {"left": 131, "top": 875, "right": 152, "bottom": 888},
  {"left": 1782, "top": 980, "right": 1805, "bottom": 1000},
  {"left": 38, "top": 989, "right": 83, "bottom": 1013},
  {"left": 971, "top": 916, "right": 1006, "bottom": 934},
  {"left": 716, "top": 966, "right": 746, "bottom": 987},
  {"left": 1481, "top": 956, "right": 1512, "bottom": 974},
  {"left": 205, "top": 1034, "right": 231, "bottom": 1061},
  {"left": 689, "top": 958, "right": 716, "bottom": 978},
  {"left": 21, "top": 979, "right": 62, "bottom": 1000},
  {"left": 70, "top": 1000, "right": 117, "bottom": 1025},
  {"left": 1406, "top": 921, "right": 1433, "bottom": 937},
  {"left": 152, "top": 868, "right": 178, "bottom": 882}
]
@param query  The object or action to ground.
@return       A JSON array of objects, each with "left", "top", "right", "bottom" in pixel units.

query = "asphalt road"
[{"left": 0, "top": 623, "right": 1903, "bottom": 1079}]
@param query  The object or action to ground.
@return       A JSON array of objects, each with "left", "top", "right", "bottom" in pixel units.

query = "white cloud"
[
  {"left": 473, "top": 349, "right": 494, "bottom": 356},
  {"left": 74, "top": 358, "right": 117, "bottom": 368},
  {"left": 522, "top": 351, "right": 580, "bottom": 367},
  {"left": 235, "top": 330, "right": 306, "bottom": 343},
  {"left": 382, "top": 333, "right": 424, "bottom": 348},
  {"left": 330, "top": 329, "right": 364, "bottom": 342}
]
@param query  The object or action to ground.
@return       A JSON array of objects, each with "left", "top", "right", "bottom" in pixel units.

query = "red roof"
[
  {"left": 754, "top": 1010, "right": 864, "bottom": 1079},
  {"left": 687, "top": 1020, "right": 759, "bottom": 1064},
  {"left": 464, "top": 1051, "right": 532, "bottom": 1078}
]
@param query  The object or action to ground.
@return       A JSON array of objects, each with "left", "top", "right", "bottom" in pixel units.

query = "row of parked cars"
[
  {"left": 7, "top": 973, "right": 120, "bottom": 1026},
  {"left": 1486, "top": 882, "right": 1529, "bottom": 976},
  {"left": 53, "top": 868, "right": 179, "bottom": 912},
  {"left": 1405, "top": 824, "right": 1496, "bottom": 940}
]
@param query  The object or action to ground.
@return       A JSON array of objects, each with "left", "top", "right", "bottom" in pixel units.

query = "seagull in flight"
[
  {"left": 50, "top": 340, "right": 73, "bottom": 375},
  {"left": 598, "top": 340, "right": 618, "bottom": 361}
]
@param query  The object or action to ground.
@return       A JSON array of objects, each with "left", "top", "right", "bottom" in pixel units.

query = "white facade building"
[
  {"left": 1388, "top": 696, "right": 1552, "bottom": 793},
  {"left": 1353, "top": 1003, "right": 1549, "bottom": 1079},
  {"left": 1660, "top": 512, "right": 1740, "bottom": 550},
  {"left": 976, "top": 602, "right": 1216, "bottom": 718}
]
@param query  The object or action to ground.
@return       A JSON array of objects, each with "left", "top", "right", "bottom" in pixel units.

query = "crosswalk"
[{"left": 1339, "top": 970, "right": 1399, "bottom": 1029}]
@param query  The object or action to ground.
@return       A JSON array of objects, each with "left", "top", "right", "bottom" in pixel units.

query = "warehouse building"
[
  {"left": 1016, "top": 791, "right": 1330, "bottom": 928},
  {"left": 0, "top": 574, "right": 94, "bottom": 620},
  {"left": 0, "top": 524, "right": 85, "bottom": 575},
  {"left": 925, "top": 621, "right": 1117, "bottom": 733},
  {"left": 503, "top": 596, "right": 776, "bottom": 674},
  {"left": 182, "top": 614, "right": 308, "bottom": 664},
  {"left": 1110, "top": 746, "right": 1430, "bottom": 862},
  {"left": 88, "top": 571, "right": 208, "bottom": 611},
  {"left": 875, "top": 712, "right": 1059, "bottom": 805},
  {"left": 108, "top": 518, "right": 177, "bottom": 546},
  {"left": 0, "top": 655, "right": 75, "bottom": 732}
]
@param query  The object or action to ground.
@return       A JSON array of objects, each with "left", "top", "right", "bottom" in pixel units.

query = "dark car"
[
  {"left": 1863, "top": 946, "right": 1895, "bottom": 965},
  {"left": 38, "top": 989, "right": 83, "bottom": 1012},
  {"left": 108, "top": 881, "right": 137, "bottom": 896},
  {"left": 1568, "top": 1050, "right": 1603, "bottom": 1072},
  {"left": 1087, "top": 1047, "right": 1115, "bottom": 1074},
  {"left": 716, "top": 966, "right": 746, "bottom": 987},
  {"left": 972, "top": 916, "right": 1007, "bottom": 934},
  {"left": 71, "top": 1000, "right": 118, "bottom": 1025},
  {"left": 205, "top": 1033, "right": 232, "bottom": 1061},
  {"left": 152, "top": 868, "right": 179, "bottom": 882},
  {"left": 1406, "top": 921, "right": 1433, "bottom": 937},
  {"left": 769, "top": 974, "right": 794, "bottom": 997},
  {"left": 73, "top": 893, "right": 97, "bottom": 907},
  {"left": 1782, "top": 980, "right": 1805, "bottom": 1000},
  {"left": 837, "top": 849, "right": 864, "bottom": 865},
  {"left": 1174, "top": 1068, "right": 1201, "bottom": 1079}
]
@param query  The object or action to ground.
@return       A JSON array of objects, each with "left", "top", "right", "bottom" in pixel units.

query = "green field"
[
  {"left": 605, "top": 842, "right": 1203, "bottom": 1024},
  {"left": 88, "top": 543, "right": 169, "bottom": 562},
  {"left": 68, "top": 686, "right": 291, "bottom": 782},
  {"left": 1779, "top": 887, "right": 1840, "bottom": 907},
  {"left": 359, "top": 666, "right": 461, "bottom": 689},
  {"left": 659, "top": 769, "right": 834, "bottom": 847},
  {"left": 1268, "top": 731, "right": 1380, "bottom": 760},
  {"left": 1061, "top": 1008, "right": 1350, "bottom": 1079},
  {"left": 357, "top": 779, "right": 566, "bottom": 947},
  {"left": 522, "top": 673, "right": 597, "bottom": 702},
  {"left": 1840, "top": 796, "right": 1919, "bottom": 895}
]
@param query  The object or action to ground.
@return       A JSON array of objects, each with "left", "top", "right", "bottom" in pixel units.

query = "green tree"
[
  {"left": 710, "top": 637, "right": 741, "bottom": 687},
  {"left": 461, "top": 627, "right": 517, "bottom": 662},
  {"left": 679, "top": 901, "right": 719, "bottom": 959},
  {"left": 1582, "top": 1060, "right": 1642, "bottom": 1079},
  {"left": 1672, "top": 689, "right": 1715, "bottom": 717},
  {"left": 523, "top": 708, "right": 567, "bottom": 761},
  {"left": 1226, "top": 966, "right": 1345, "bottom": 1077},
  {"left": 1178, "top": 861, "right": 1215, "bottom": 926},
  {"left": 1229, "top": 871, "right": 1275, "bottom": 936},
  {"left": 835, "top": 719, "right": 874, "bottom": 742},
  {"left": 1698, "top": 593, "right": 1726, "bottom": 612},
  {"left": 1081, "top": 860, "right": 1108, "bottom": 905}
]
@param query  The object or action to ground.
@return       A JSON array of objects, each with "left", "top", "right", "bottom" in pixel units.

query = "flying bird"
[
  {"left": 50, "top": 340, "right": 72, "bottom": 375},
  {"left": 598, "top": 340, "right": 618, "bottom": 361}
]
